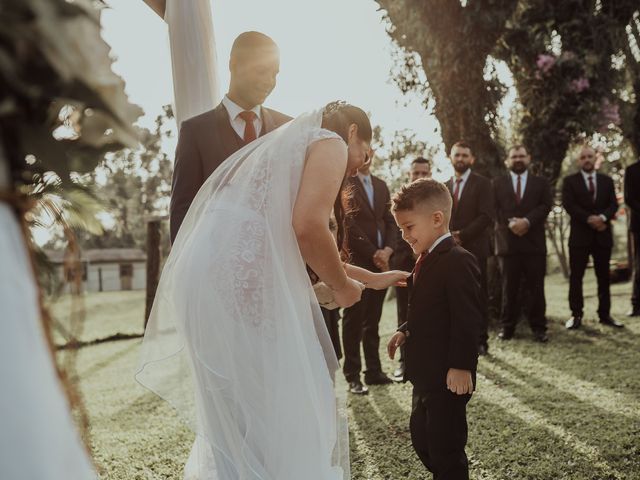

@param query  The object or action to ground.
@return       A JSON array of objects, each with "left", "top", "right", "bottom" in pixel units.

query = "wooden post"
[{"left": 145, "top": 219, "right": 162, "bottom": 329}]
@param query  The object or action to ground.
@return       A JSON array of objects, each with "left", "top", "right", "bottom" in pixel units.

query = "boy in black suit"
[{"left": 387, "top": 179, "right": 482, "bottom": 480}]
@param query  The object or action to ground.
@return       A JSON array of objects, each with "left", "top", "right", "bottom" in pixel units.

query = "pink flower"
[
  {"left": 536, "top": 54, "right": 556, "bottom": 74},
  {"left": 598, "top": 99, "right": 621, "bottom": 132},
  {"left": 569, "top": 77, "right": 590, "bottom": 93}
]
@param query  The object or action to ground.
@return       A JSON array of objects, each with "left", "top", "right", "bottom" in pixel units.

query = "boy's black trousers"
[{"left": 410, "top": 388, "right": 471, "bottom": 480}]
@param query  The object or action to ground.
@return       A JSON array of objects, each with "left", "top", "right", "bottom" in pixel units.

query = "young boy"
[{"left": 387, "top": 178, "right": 482, "bottom": 480}]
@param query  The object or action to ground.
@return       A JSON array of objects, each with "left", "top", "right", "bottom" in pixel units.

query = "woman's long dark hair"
[{"left": 321, "top": 101, "right": 372, "bottom": 259}]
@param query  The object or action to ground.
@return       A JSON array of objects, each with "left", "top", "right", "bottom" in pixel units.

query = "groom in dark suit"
[
  {"left": 343, "top": 156, "right": 397, "bottom": 394},
  {"left": 562, "top": 145, "right": 623, "bottom": 329},
  {"left": 493, "top": 145, "right": 552, "bottom": 342},
  {"left": 446, "top": 141, "right": 493, "bottom": 355},
  {"left": 170, "top": 31, "right": 291, "bottom": 242}
]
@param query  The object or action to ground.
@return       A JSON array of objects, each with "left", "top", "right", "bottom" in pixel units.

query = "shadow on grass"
[{"left": 478, "top": 355, "right": 639, "bottom": 478}]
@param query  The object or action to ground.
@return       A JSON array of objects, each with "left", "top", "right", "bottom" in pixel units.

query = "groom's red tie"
[{"left": 239, "top": 110, "right": 258, "bottom": 144}]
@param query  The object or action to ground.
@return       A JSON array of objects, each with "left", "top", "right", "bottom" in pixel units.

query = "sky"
[{"left": 99, "top": 0, "right": 445, "bottom": 169}]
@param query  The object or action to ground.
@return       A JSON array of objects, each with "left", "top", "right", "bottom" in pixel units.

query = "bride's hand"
[
  {"left": 366, "top": 270, "right": 411, "bottom": 290},
  {"left": 333, "top": 278, "right": 365, "bottom": 308}
]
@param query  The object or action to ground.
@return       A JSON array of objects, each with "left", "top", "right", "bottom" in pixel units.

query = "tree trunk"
[{"left": 145, "top": 218, "right": 162, "bottom": 328}]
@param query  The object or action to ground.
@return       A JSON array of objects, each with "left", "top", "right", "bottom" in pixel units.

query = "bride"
[{"left": 136, "top": 101, "right": 408, "bottom": 479}]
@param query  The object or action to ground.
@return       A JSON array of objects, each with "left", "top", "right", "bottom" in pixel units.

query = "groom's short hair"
[
  {"left": 231, "top": 31, "right": 278, "bottom": 61},
  {"left": 391, "top": 178, "right": 452, "bottom": 219}
]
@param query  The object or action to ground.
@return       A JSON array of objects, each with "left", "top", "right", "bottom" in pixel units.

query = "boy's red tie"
[{"left": 414, "top": 252, "right": 427, "bottom": 279}]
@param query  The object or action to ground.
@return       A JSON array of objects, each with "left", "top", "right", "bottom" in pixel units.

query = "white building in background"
[{"left": 46, "top": 248, "right": 147, "bottom": 293}]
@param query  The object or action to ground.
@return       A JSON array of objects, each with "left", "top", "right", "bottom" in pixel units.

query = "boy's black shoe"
[
  {"left": 600, "top": 316, "right": 624, "bottom": 328},
  {"left": 348, "top": 380, "right": 369, "bottom": 395},
  {"left": 364, "top": 372, "right": 393, "bottom": 386},
  {"left": 565, "top": 315, "right": 582, "bottom": 329},
  {"left": 627, "top": 308, "right": 640, "bottom": 317},
  {"left": 533, "top": 331, "right": 549, "bottom": 343},
  {"left": 498, "top": 329, "right": 513, "bottom": 340}
]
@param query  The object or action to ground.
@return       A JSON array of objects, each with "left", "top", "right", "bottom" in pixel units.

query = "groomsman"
[
  {"left": 343, "top": 154, "right": 397, "bottom": 394},
  {"left": 493, "top": 145, "right": 552, "bottom": 342},
  {"left": 625, "top": 158, "right": 640, "bottom": 317},
  {"left": 447, "top": 142, "right": 493, "bottom": 355},
  {"left": 563, "top": 146, "right": 623, "bottom": 329},
  {"left": 392, "top": 157, "right": 432, "bottom": 380},
  {"left": 170, "top": 31, "right": 291, "bottom": 242}
]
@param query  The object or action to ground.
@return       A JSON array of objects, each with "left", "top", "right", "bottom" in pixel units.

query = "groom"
[{"left": 170, "top": 31, "right": 291, "bottom": 242}]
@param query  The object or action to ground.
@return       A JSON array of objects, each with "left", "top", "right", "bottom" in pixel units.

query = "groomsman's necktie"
[
  {"left": 362, "top": 176, "right": 383, "bottom": 248},
  {"left": 588, "top": 175, "right": 596, "bottom": 202},
  {"left": 239, "top": 111, "right": 258, "bottom": 144},
  {"left": 453, "top": 177, "right": 463, "bottom": 208},
  {"left": 515, "top": 175, "right": 522, "bottom": 204}
]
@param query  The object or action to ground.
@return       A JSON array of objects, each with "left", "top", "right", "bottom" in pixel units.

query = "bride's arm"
[
  {"left": 293, "top": 140, "right": 361, "bottom": 306},
  {"left": 142, "top": 0, "right": 166, "bottom": 18},
  {"left": 344, "top": 264, "right": 410, "bottom": 290}
]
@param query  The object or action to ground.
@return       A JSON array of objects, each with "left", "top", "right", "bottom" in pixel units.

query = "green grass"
[{"left": 53, "top": 273, "right": 640, "bottom": 479}]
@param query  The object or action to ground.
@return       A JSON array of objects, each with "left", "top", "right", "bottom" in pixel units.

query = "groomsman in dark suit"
[
  {"left": 493, "top": 145, "right": 552, "bottom": 342},
  {"left": 625, "top": 159, "right": 640, "bottom": 317},
  {"left": 392, "top": 157, "right": 431, "bottom": 380},
  {"left": 343, "top": 154, "right": 397, "bottom": 394},
  {"left": 563, "top": 146, "right": 623, "bottom": 329},
  {"left": 170, "top": 31, "right": 291, "bottom": 242},
  {"left": 447, "top": 141, "right": 493, "bottom": 355}
]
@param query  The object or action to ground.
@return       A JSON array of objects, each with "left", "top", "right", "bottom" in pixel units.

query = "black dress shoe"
[
  {"left": 393, "top": 363, "right": 405, "bottom": 381},
  {"left": 498, "top": 330, "right": 513, "bottom": 340},
  {"left": 627, "top": 308, "right": 640, "bottom": 317},
  {"left": 600, "top": 316, "right": 624, "bottom": 328},
  {"left": 533, "top": 331, "right": 549, "bottom": 343},
  {"left": 478, "top": 343, "right": 489, "bottom": 356},
  {"left": 364, "top": 372, "right": 394, "bottom": 386},
  {"left": 565, "top": 316, "right": 582, "bottom": 330},
  {"left": 348, "top": 380, "right": 369, "bottom": 395}
]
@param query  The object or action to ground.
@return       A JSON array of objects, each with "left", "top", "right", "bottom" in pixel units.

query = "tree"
[
  {"left": 79, "top": 106, "right": 174, "bottom": 251},
  {"left": 496, "top": 1, "right": 638, "bottom": 182},
  {"left": 375, "top": 0, "right": 518, "bottom": 176}
]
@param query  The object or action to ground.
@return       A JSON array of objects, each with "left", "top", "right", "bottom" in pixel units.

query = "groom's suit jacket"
[
  {"left": 170, "top": 102, "right": 291, "bottom": 242},
  {"left": 398, "top": 236, "right": 482, "bottom": 392}
]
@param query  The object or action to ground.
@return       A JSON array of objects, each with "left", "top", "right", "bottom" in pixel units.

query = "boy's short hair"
[{"left": 391, "top": 178, "right": 452, "bottom": 218}]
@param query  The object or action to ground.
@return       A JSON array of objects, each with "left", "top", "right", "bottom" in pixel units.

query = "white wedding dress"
[{"left": 136, "top": 110, "right": 351, "bottom": 479}]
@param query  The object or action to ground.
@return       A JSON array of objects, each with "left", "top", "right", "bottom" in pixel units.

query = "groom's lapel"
[{"left": 261, "top": 107, "right": 277, "bottom": 135}]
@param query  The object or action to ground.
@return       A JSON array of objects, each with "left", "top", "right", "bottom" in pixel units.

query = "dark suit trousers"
[
  {"left": 342, "top": 287, "right": 387, "bottom": 381},
  {"left": 321, "top": 307, "right": 342, "bottom": 360},
  {"left": 632, "top": 233, "right": 640, "bottom": 309},
  {"left": 410, "top": 389, "right": 471, "bottom": 480},
  {"left": 569, "top": 244, "right": 612, "bottom": 318},
  {"left": 500, "top": 254, "right": 547, "bottom": 333},
  {"left": 395, "top": 286, "right": 409, "bottom": 362},
  {"left": 476, "top": 256, "right": 489, "bottom": 346}
]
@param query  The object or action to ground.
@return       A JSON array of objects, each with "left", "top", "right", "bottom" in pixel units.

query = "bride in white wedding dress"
[{"left": 136, "top": 102, "right": 408, "bottom": 480}]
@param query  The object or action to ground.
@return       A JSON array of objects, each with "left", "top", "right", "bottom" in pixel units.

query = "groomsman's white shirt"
[
  {"left": 453, "top": 168, "right": 472, "bottom": 199},
  {"left": 222, "top": 95, "right": 263, "bottom": 139},
  {"left": 510, "top": 169, "right": 529, "bottom": 197}
]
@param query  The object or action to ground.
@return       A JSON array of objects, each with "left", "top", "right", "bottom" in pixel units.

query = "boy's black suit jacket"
[
  {"left": 493, "top": 173, "right": 552, "bottom": 256},
  {"left": 446, "top": 171, "right": 494, "bottom": 259},
  {"left": 562, "top": 172, "right": 618, "bottom": 248},
  {"left": 398, "top": 236, "right": 482, "bottom": 393}
]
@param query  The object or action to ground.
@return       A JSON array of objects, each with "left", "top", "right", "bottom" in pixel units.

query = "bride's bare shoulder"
[{"left": 306, "top": 135, "right": 347, "bottom": 167}]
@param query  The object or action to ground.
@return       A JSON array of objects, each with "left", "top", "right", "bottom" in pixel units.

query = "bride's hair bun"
[{"left": 321, "top": 101, "right": 372, "bottom": 144}]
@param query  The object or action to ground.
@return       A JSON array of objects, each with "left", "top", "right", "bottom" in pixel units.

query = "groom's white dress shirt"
[{"left": 222, "top": 95, "right": 262, "bottom": 139}]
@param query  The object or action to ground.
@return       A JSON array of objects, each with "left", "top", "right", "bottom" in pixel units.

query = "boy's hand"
[
  {"left": 446, "top": 368, "right": 474, "bottom": 395},
  {"left": 387, "top": 332, "right": 406, "bottom": 360}
]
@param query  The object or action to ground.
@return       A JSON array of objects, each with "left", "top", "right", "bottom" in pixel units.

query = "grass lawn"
[{"left": 51, "top": 272, "right": 640, "bottom": 479}]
